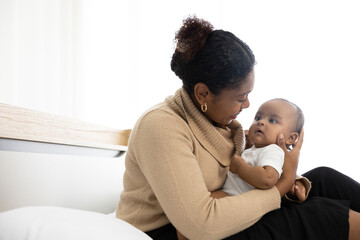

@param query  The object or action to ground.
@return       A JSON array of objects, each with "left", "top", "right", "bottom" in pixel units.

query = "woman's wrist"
[
  {"left": 275, "top": 129, "right": 304, "bottom": 197},
  {"left": 275, "top": 164, "right": 297, "bottom": 196},
  {"left": 275, "top": 172, "right": 296, "bottom": 196}
]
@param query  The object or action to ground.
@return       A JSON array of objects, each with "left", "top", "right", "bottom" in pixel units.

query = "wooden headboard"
[
  {"left": 0, "top": 103, "right": 131, "bottom": 213},
  {"left": 0, "top": 103, "right": 130, "bottom": 153}
]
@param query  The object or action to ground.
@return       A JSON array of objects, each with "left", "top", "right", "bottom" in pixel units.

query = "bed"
[{"left": 0, "top": 103, "right": 152, "bottom": 240}]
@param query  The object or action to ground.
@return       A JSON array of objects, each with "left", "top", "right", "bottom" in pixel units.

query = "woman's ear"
[
  {"left": 286, "top": 132, "right": 299, "bottom": 146},
  {"left": 193, "top": 83, "right": 210, "bottom": 105}
]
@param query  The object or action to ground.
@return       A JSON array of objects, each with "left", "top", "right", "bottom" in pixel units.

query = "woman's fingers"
[
  {"left": 294, "top": 181, "right": 307, "bottom": 202},
  {"left": 288, "top": 184, "right": 295, "bottom": 196},
  {"left": 293, "top": 128, "right": 304, "bottom": 152},
  {"left": 277, "top": 128, "right": 304, "bottom": 154},
  {"left": 276, "top": 133, "right": 287, "bottom": 152}
]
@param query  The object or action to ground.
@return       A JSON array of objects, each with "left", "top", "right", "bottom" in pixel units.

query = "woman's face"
[{"left": 205, "top": 71, "right": 255, "bottom": 127}]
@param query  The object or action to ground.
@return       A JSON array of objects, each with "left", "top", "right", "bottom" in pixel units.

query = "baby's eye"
[
  {"left": 269, "top": 119, "right": 277, "bottom": 124},
  {"left": 254, "top": 116, "right": 261, "bottom": 121}
]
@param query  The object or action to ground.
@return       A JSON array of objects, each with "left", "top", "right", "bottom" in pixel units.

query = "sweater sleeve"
[
  {"left": 284, "top": 175, "right": 312, "bottom": 202},
  {"left": 135, "top": 110, "right": 281, "bottom": 240}
]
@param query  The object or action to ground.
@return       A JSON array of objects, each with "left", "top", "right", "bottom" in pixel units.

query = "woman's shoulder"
[
  {"left": 133, "top": 102, "right": 189, "bottom": 134},
  {"left": 128, "top": 102, "right": 194, "bottom": 149},
  {"left": 140, "top": 102, "right": 184, "bottom": 122}
]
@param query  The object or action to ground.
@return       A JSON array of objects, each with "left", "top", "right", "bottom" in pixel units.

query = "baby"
[
  {"left": 177, "top": 98, "right": 304, "bottom": 239},
  {"left": 223, "top": 98, "right": 304, "bottom": 195}
]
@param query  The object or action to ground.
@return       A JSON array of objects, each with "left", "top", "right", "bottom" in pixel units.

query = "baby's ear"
[{"left": 286, "top": 132, "right": 299, "bottom": 146}]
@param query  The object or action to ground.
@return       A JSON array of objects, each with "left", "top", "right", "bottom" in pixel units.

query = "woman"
[{"left": 116, "top": 16, "right": 360, "bottom": 240}]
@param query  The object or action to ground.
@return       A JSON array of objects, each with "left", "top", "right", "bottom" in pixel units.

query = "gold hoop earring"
[{"left": 201, "top": 103, "right": 207, "bottom": 113}]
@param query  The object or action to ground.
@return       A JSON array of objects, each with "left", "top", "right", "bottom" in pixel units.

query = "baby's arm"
[{"left": 230, "top": 155, "right": 279, "bottom": 190}]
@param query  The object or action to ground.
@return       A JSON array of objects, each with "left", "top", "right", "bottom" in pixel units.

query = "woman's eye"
[{"left": 238, "top": 94, "right": 249, "bottom": 103}]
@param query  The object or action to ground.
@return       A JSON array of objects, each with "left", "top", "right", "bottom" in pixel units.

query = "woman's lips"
[{"left": 231, "top": 111, "right": 241, "bottom": 119}]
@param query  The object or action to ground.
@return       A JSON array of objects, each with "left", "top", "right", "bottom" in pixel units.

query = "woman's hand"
[
  {"left": 210, "top": 190, "right": 228, "bottom": 199},
  {"left": 275, "top": 129, "right": 304, "bottom": 197},
  {"left": 286, "top": 179, "right": 306, "bottom": 202},
  {"left": 176, "top": 230, "right": 189, "bottom": 240}
]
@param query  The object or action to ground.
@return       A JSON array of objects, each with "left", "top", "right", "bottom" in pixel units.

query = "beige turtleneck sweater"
[{"left": 116, "top": 88, "right": 281, "bottom": 240}]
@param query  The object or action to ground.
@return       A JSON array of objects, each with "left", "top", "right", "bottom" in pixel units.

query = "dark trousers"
[
  {"left": 303, "top": 166, "right": 360, "bottom": 211},
  {"left": 146, "top": 167, "right": 360, "bottom": 240}
]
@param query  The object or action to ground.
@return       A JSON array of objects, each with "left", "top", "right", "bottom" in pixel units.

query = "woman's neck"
[{"left": 188, "top": 91, "right": 228, "bottom": 129}]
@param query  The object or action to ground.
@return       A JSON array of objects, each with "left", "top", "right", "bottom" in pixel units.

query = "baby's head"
[{"left": 248, "top": 98, "right": 304, "bottom": 149}]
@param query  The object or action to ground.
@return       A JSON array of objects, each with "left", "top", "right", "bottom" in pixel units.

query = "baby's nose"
[{"left": 257, "top": 120, "right": 265, "bottom": 126}]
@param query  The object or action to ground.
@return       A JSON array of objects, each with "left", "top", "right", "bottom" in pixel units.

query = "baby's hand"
[
  {"left": 230, "top": 154, "right": 246, "bottom": 174},
  {"left": 244, "top": 130, "right": 254, "bottom": 149}
]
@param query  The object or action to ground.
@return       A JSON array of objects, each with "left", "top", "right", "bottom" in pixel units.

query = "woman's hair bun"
[{"left": 174, "top": 16, "right": 214, "bottom": 62}]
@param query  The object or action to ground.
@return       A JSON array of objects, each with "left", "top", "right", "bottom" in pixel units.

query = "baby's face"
[{"left": 248, "top": 99, "right": 298, "bottom": 148}]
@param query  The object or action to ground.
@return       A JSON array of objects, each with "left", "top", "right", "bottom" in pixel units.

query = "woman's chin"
[{"left": 217, "top": 119, "right": 234, "bottom": 127}]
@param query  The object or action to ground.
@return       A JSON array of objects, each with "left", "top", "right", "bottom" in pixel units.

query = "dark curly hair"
[{"left": 171, "top": 16, "right": 256, "bottom": 95}]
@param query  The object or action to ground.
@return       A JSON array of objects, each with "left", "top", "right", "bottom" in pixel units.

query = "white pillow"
[{"left": 0, "top": 206, "right": 152, "bottom": 240}]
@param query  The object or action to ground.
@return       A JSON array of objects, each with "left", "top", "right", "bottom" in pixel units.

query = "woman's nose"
[{"left": 242, "top": 97, "right": 250, "bottom": 110}]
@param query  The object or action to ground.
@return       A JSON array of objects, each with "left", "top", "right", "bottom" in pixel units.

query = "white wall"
[
  {"left": 1, "top": 0, "right": 359, "bottom": 181},
  {"left": 0, "top": 0, "right": 80, "bottom": 116}
]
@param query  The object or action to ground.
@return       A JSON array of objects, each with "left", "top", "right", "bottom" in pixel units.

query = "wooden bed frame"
[{"left": 0, "top": 103, "right": 131, "bottom": 214}]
